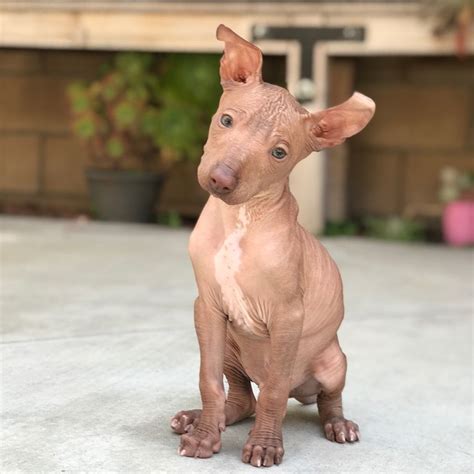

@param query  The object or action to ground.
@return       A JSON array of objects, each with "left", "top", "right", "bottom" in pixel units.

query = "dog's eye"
[
  {"left": 220, "top": 114, "right": 233, "bottom": 128},
  {"left": 271, "top": 147, "right": 287, "bottom": 160}
]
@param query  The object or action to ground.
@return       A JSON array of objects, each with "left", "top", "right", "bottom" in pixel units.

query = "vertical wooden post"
[{"left": 289, "top": 44, "right": 329, "bottom": 235}]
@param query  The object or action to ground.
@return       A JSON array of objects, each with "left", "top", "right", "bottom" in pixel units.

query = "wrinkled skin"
[{"left": 170, "top": 25, "right": 375, "bottom": 467}]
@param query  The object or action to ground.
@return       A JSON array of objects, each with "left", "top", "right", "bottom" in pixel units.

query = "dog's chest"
[{"left": 213, "top": 207, "right": 268, "bottom": 337}]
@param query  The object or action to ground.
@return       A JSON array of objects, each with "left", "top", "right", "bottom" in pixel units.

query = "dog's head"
[{"left": 198, "top": 24, "right": 375, "bottom": 205}]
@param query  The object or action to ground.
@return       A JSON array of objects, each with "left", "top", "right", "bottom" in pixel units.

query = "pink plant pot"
[{"left": 442, "top": 200, "right": 474, "bottom": 246}]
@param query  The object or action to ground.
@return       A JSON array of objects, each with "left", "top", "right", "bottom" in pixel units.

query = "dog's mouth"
[
  {"left": 208, "top": 187, "right": 236, "bottom": 203},
  {"left": 208, "top": 185, "right": 248, "bottom": 206}
]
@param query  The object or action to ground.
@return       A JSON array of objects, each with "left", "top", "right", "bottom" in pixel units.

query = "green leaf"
[
  {"left": 73, "top": 96, "right": 91, "bottom": 113},
  {"left": 67, "top": 82, "right": 92, "bottom": 114},
  {"left": 167, "top": 210, "right": 182, "bottom": 228},
  {"left": 115, "top": 52, "right": 154, "bottom": 82},
  {"left": 126, "top": 85, "right": 149, "bottom": 102},
  {"left": 106, "top": 136, "right": 125, "bottom": 158},
  {"left": 140, "top": 108, "right": 161, "bottom": 136},
  {"left": 158, "top": 210, "right": 182, "bottom": 228},
  {"left": 73, "top": 117, "right": 96, "bottom": 139},
  {"left": 102, "top": 73, "right": 124, "bottom": 102},
  {"left": 67, "top": 81, "right": 87, "bottom": 100},
  {"left": 113, "top": 101, "right": 138, "bottom": 129}
]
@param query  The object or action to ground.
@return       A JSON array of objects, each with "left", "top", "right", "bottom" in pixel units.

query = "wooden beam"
[{"left": 1, "top": 3, "right": 471, "bottom": 55}]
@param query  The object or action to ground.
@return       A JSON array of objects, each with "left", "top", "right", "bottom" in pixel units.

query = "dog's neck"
[{"left": 213, "top": 179, "right": 298, "bottom": 235}]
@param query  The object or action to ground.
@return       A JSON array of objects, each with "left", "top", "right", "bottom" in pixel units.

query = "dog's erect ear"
[
  {"left": 216, "top": 24, "right": 263, "bottom": 87},
  {"left": 304, "top": 92, "right": 375, "bottom": 151}
]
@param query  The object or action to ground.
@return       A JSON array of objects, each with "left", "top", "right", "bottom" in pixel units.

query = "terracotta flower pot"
[{"left": 442, "top": 200, "right": 474, "bottom": 246}]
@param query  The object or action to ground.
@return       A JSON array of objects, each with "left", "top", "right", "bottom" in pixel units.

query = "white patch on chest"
[{"left": 214, "top": 206, "right": 251, "bottom": 325}]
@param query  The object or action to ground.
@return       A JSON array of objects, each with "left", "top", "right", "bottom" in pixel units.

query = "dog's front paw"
[
  {"left": 170, "top": 409, "right": 201, "bottom": 434},
  {"left": 179, "top": 428, "right": 221, "bottom": 458},
  {"left": 242, "top": 433, "right": 284, "bottom": 467},
  {"left": 324, "top": 416, "right": 360, "bottom": 443}
]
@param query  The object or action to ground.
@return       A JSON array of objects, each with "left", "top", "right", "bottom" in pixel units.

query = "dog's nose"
[{"left": 209, "top": 164, "right": 237, "bottom": 194}]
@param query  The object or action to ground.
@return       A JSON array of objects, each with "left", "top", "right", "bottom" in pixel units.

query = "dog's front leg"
[
  {"left": 242, "top": 301, "right": 304, "bottom": 467},
  {"left": 179, "top": 296, "right": 227, "bottom": 458}
]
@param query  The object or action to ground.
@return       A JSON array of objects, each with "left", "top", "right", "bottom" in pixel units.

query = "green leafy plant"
[
  {"left": 67, "top": 53, "right": 159, "bottom": 170},
  {"left": 364, "top": 216, "right": 425, "bottom": 242},
  {"left": 67, "top": 52, "right": 221, "bottom": 171},
  {"left": 324, "top": 220, "right": 359, "bottom": 237},
  {"left": 157, "top": 210, "right": 183, "bottom": 228},
  {"left": 439, "top": 167, "right": 474, "bottom": 203},
  {"left": 156, "top": 54, "right": 221, "bottom": 160}
]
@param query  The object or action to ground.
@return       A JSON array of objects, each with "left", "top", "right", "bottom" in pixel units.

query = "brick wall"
[
  {"left": 347, "top": 56, "right": 474, "bottom": 218},
  {"left": 0, "top": 49, "right": 111, "bottom": 214}
]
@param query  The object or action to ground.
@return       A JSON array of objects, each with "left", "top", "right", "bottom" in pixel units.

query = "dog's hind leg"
[
  {"left": 223, "top": 331, "right": 256, "bottom": 425},
  {"left": 290, "top": 378, "right": 320, "bottom": 405},
  {"left": 313, "top": 338, "right": 360, "bottom": 443}
]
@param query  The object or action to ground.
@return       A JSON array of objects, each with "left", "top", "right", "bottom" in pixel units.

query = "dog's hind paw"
[{"left": 324, "top": 417, "right": 360, "bottom": 443}]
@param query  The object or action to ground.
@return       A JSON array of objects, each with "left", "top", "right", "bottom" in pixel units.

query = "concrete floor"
[{"left": 1, "top": 216, "right": 472, "bottom": 473}]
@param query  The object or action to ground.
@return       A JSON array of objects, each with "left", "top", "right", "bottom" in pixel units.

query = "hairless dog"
[{"left": 170, "top": 24, "right": 375, "bottom": 468}]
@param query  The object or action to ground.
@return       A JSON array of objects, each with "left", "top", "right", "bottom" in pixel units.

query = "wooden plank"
[{"left": 2, "top": 4, "right": 471, "bottom": 56}]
